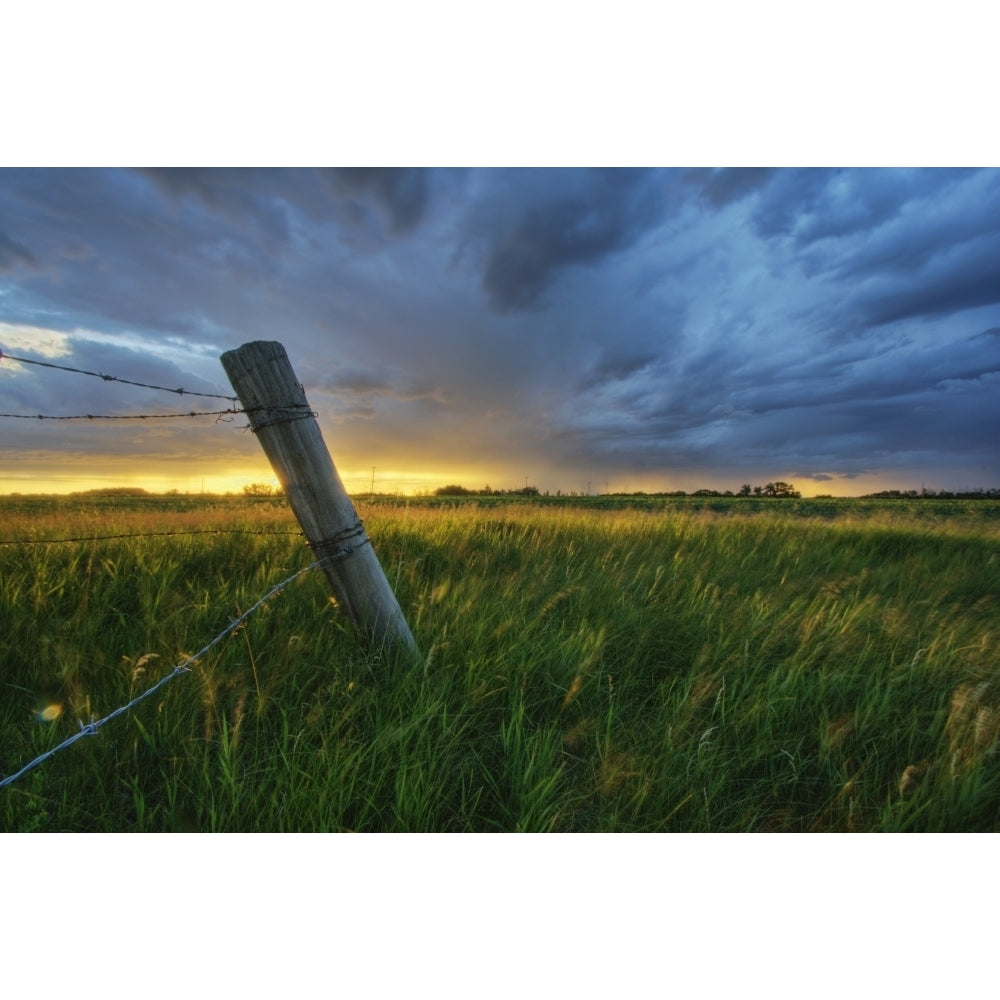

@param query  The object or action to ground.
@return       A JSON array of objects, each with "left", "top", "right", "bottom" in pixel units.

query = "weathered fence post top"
[{"left": 220, "top": 340, "right": 418, "bottom": 655}]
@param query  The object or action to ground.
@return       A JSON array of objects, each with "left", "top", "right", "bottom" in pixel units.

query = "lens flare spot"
[{"left": 36, "top": 703, "right": 63, "bottom": 723}]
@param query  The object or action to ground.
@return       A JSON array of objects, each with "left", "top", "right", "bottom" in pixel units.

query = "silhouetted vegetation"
[
  {"left": 242, "top": 482, "right": 283, "bottom": 497},
  {"left": 861, "top": 488, "right": 1000, "bottom": 500},
  {"left": 69, "top": 487, "right": 151, "bottom": 497},
  {"left": 435, "top": 484, "right": 539, "bottom": 496}
]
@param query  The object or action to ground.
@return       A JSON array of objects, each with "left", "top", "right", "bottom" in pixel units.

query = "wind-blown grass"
[{"left": 2, "top": 495, "right": 997, "bottom": 831}]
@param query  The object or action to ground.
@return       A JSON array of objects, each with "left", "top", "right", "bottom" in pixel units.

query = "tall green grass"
[{"left": 2, "top": 496, "right": 998, "bottom": 831}]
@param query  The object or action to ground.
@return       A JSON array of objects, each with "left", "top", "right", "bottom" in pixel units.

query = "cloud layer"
[{"left": 0, "top": 168, "right": 997, "bottom": 494}]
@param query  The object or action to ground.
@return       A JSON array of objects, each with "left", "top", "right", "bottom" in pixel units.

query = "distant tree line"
[
  {"left": 54, "top": 482, "right": 1000, "bottom": 502},
  {"left": 69, "top": 487, "right": 152, "bottom": 497},
  {"left": 434, "top": 484, "right": 540, "bottom": 496},
  {"left": 430, "top": 482, "right": 1000, "bottom": 500},
  {"left": 859, "top": 488, "right": 1000, "bottom": 500},
  {"left": 433, "top": 481, "right": 805, "bottom": 498}
]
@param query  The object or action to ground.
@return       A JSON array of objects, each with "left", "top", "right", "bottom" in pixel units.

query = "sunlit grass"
[{"left": 1, "top": 494, "right": 998, "bottom": 831}]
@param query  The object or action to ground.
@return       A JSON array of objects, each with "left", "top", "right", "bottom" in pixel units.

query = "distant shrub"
[{"left": 243, "top": 482, "right": 281, "bottom": 497}]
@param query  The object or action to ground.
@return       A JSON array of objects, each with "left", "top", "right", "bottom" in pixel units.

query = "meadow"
[{"left": 1, "top": 493, "right": 998, "bottom": 832}]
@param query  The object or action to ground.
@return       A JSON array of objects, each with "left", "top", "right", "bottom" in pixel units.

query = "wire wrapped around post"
[{"left": 309, "top": 521, "right": 371, "bottom": 565}]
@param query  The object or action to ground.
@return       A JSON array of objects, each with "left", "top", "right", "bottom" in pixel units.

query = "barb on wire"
[
  {"left": 0, "top": 350, "right": 240, "bottom": 404},
  {"left": 308, "top": 520, "right": 371, "bottom": 562},
  {"left": 0, "top": 528, "right": 305, "bottom": 547},
  {"left": 0, "top": 404, "right": 314, "bottom": 424},
  {"left": 0, "top": 409, "right": 245, "bottom": 421},
  {"left": 0, "top": 559, "right": 324, "bottom": 791}
]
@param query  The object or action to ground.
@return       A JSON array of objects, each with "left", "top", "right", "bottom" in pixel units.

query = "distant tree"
[
  {"left": 243, "top": 482, "right": 278, "bottom": 497},
  {"left": 435, "top": 484, "right": 473, "bottom": 496},
  {"left": 762, "top": 481, "right": 801, "bottom": 498},
  {"left": 738, "top": 483, "right": 752, "bottom": 496}
]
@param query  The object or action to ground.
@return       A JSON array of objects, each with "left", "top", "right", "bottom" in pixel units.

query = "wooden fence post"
[{"left": 220, "top": 340, "right": 418, "bottom": 655}]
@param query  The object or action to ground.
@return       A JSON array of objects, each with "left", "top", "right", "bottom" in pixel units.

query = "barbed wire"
[
  {"left": 0, "top": 408, "right": 246, "bottom": 421},
  {"left": 0, "top": 558, "right": 326, "bottom": 791},
  {"left": 1, "top": 521, "right": 377, "bottom": 793},
  {"left": 0, "top": 405, "right": 317, "bottom": 423},
  {"left": 1, "top": 348, "right": 314, "bottom": 424},
  {"left": 0, "top": 349, "right": 240, "bottom": 403},
  {"left": 0, "top": 528, "right": 305, "bottom": 547},
  {"left": 0, "top": 346, "right": 378, "bottom": 795}
]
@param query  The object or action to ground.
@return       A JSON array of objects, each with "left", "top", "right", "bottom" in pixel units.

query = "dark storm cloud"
[
  {"left": 136, "top": 167, "right": 299, "bottom": 246},
  {"left": 681, "top": 167, "right": 777, "bottom": 208},
  {"left": 679, "top": 168, "right": 949, "bottom": 254},
  {"left": 720, "top": 325, "right": 1000, "bottom": 418},
  {"left": 467, "top": 169, "right": 668, "bottom": 313},
  {"left": 861, "top": 248, "right": 1000, "bottom": 327},
  {"left": 822, "top": 174, "right": 1000, "bottom": 327},
  {"left": 548, "top": 297, "right": 1000, "bottom": 477},
  {"left": 307, "top": 362, "right": 447, "bottom": 409},
  {"left": 576, "top": 349, "right": 660, "bottom": 391},
  {"left": 319, "top": 168, "right": 430, "bottom": 235},
  {"left": 785, "top": 169, "right": 958, "bottom": 245},
  {"left": 140, "top": 167, "right": 434, "bottom": 244},
  {"left": 792, "top": 170, "right": 999, "bottom": 278},
  {"left": 817, "top": 189, "right": 1000, "bottom": 287},
  {"left": 748, "top": 169, "right": 836, "bottom": 239},
  {"left": 0, "top": 169, "right": 321, "bottom": 340},
  {"left": 0, "top": 228, "right": 37, "bottom": 271}
]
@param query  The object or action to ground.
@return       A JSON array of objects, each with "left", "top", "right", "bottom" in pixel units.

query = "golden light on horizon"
[
  {"left": 0, "top": 442, "right": 923, "bottom": 500},
  {"left": 0, "top": 455, "right": 508, "bottom": 497},
  {"left": 0, "top": 458, "right": 276, "bottom": 496}
]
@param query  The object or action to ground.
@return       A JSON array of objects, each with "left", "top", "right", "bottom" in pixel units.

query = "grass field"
[{"left": 2, "top": 493, "right": 998, "bottom": 831}]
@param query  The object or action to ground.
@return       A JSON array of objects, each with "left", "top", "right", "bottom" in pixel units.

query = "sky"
[{"left": 1, "top": 166, "right": 997, "bottom": 496}]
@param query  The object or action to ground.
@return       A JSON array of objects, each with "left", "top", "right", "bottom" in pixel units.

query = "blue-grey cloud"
[
  {"left": 464, "top": 168, "right": 668, "bottom": 313},
  {"left": 681, "top": 167, "right": 777, "bottom": 208},
  {"left": 318, "top": 168, "right": 430, "bottom": 236},
  {"left": 1, "top": 167, "right": 998, "bottom": 494},
  {"left": 0, "top": 228, "right": 37, "bottom": 272}
]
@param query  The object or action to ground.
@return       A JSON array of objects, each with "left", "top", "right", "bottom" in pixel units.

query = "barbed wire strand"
[
  {"left": 0, "top": 346, "right": 369, "bottom": 791},
  {"left": 0, "top": 527, "right": 376, "bottom": 793},
  {"left": 0, "top": 409, "right": 246, "bottom": 421},
  {"left": 0, "top": 528, "right": 305, "bottom": 547},
  {"left": 0, "top": 558, "right": 326, "bottom": 791},
  {"left": 0, "top": 405, "right": 317, "bottom": 423},
  {"left": 0, "top": 349, "right": 316, "bottom": 423},
  {"left": 0, "top": 349, "right": 240, "bottom": 403}
]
